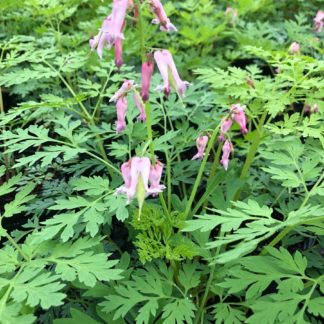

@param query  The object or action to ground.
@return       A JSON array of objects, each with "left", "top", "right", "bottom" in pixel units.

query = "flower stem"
[
  {"left": 184, "top": 123, "right": 221, "bottom": 220},
  {"left": 234, "top": 111, "right": 267, "bottom": 200}
]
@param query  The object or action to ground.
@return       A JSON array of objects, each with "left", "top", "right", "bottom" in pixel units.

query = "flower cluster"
[
  {"left": 218, "top": 104, "right": 248, "bottom": 170},
  {"left": 109, "top": 80, "right": 146, "bottom": 133},
  {"left": 95, "top": 0, "right": 185, "bottom": 210},
  {"left": 89, "top": 0, "right": 177, "bottom": 68}
]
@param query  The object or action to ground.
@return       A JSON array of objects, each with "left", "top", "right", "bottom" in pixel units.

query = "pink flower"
[
  {"left": 289, "top": 42, "right": 300, "bottom": 54},
  {"left": 110, "top": 80, "right": 135, "bottom": 102},
  {"left": 219, "top": 117, "right": 233, "bottom": 141},
  {"left": 116, "top": 157, "right": 165, "bottom": 202},
  {"left": 149, "top": 160, "right": 166, "bottom": 196},
  {"left": 89, "top": 16, "right": 113, "bottom": 58},
  {"left": 148, "top": 0, "right": 177, "bottom": 32},
  {"left": 220, "top": 139, "right": 234, "bottom": 171},
  {"left": 109, "top": 0, "right": 129, "bottom": 42},
  {"left": 89, "top": 0, "right": 129, "bottom": 60},
  {"left": 225, "top": 6, "right": 238, "bottom": 24},
  {"left": 225, "top": 7, "right": 238, "bottom": 17},
  {"left": 133, "top": 92, "right": 146, "bottom": 121},
  {"left": 116, "top": 97, "right": 128, "bottom": 133},
  {"left": 116, "top": 160, "right": 132, "bottom": 199},
  {"left": 313, "top": 104, "right": 319, "bottom": 113},
  {"left": 192, "top": 135, "right": 208, "bottom": 160},
  {"left": 304, "top": 104, "right": 311, "bottom": 114},
  {"left": 230, "top": 104, "right": 248, "bottom": 135},
  {"left": 154, "top": 50, "right": 190, "bottom": 97},
  {"left": 114, "top": 37, "right": 123, "bottom": 68},
  {"left": 314, "top": 10, "right": 324, "bottom": 32},
  {"left": 140, "top": 58, "right": 155, "bottom": 102},
  {"left": 305, "top": 103, "right": 319, "bottom": 114},
  {"left": 274, "top": 67, "right": 280, "bottom": 74}
]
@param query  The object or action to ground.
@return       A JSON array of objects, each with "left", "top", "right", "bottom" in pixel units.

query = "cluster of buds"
[
  {"left": 89, "top": 0, "right": 177, "bottom": 68},
  {"left": 219, "top": 104, "right": 248, "bottom": 141},
  {"left": 314, "top": 10, "right": 324, "bottom": 33},
  {"left": 191, "top": 104, "right": 247, "bottom": 171},
  {"left": 304, "top": 103, "right": 319, "bottom": 114},
  {"left": 218, "top": 104, "right": 248, "bottom": 170},
  {"left": 110, "top": 80, "right": 146, "bottom": 132},
  {"left": 116, "top": 157, "right": 165, "bottom": 218}
]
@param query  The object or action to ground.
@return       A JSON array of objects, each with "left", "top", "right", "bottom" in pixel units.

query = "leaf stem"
[{"left": 0, "top": 219, "right": 29, "bottom": 261}]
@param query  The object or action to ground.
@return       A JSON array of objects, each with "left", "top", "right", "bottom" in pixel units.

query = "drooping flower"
[
  {"left": 230, "top": 104, "right": 248, "bottom": 135},
  {"left": 219, "top": 117, "right": 233, "bottom": 141},
  {"left": 149, "top": 160, "right": 166, "bottom": 195},
  {"left": 109, "top": 0, "right": 129, "bottom": 41},
  {"left": 116, "top": 157, "right": 166, "bottom": 218},
  {"left": 314, "top": 10, "right": 324, "bottom": 32},
  {"left": 116, "top": 157, "right": 151, "bottom": 202},
  {"left": 192, "top": 135, "right": 209, "bottom": 160},
  {"left": 154, "top": 50, "right": 190, "bottom": 97},
  {"left": 220, "top": 139, "right": 234, "bottom": 171},
  {"left": 116, "top": 97, "right": 128, "bottom": 133},
  {"left": 116, "top": 159, "right": 132, "bottom": 199},
  {"left": 89, "top": 0, "right": 129, "bottom": 63},
  {"left": 289, "top": 42, "right": 300, "bottom": 55},
  {"left": 141, "top": 57, "right": 155, "bottom": 102},
  {"left": 133, "top": 92, "right": 146, "bottom": 121},
  {"left": 89, "top": 16, "right": 113, "bottom": 58},
  {"left": 148, "top": 0, "right": 177, "bottom": 32},
  {"left": 110, "top": 80, "right": 135, "bottom": 102}
]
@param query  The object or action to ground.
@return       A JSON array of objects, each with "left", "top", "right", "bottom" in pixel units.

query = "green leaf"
[
  {"left": 162, "top": 298, "right": 196, "bottom": 324},
  {"left": 178, "top": 261, "right": 201, "bottom": 293},
  {"left": 3, "top": 182, "right": 36, "bottom": 217},
  {"left": 10, "top": 268, "right": 65, "bottom": 309}
]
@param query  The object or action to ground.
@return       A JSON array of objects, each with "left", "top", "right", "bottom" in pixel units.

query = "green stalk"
[
  {"left": 234, "top": 111, "right": 267, "bottom": 200},
  {"left": 92, "top": 65, "right": 114, "bottom": 120},
  {"left": 194, "top": 231, "right": 224, "bottom": 324},
  {"left": 136, "top": 2, "right": 168, "bottom": 215},
  {"left": 165, "top": 150, "right": 172, "bottom": 212},
  {"left": 144, "top": 101, "right": 155, "bottom": 161},
  {"left": 201, "top": 143, "right": 222, "bottom": 210},
  {"left": 0, "top": 218, "right": 29, "bottom": 262},
  {"left": 136, "top": 0, "right": 146, "bottom": 63},
  {"left": 183, "top": 123, "right": 221, "bottom": 220}
]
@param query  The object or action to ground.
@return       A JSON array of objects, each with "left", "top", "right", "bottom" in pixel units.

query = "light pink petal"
[{"left": 154, "top": 50, "right": 170, "bottom": 96}]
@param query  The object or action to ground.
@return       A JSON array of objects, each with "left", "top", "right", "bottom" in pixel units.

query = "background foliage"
[{"left": 0, "top": 0, "right": 323, "bottom": 323}]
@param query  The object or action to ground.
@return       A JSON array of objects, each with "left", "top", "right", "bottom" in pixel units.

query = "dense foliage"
[{"left": 0, "top": 0, "right": 323, "bottom": 323}]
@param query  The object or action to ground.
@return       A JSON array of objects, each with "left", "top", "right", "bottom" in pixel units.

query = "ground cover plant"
[{"left": 0, "top": 0, "right": 323, "bottom": 323}]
